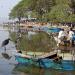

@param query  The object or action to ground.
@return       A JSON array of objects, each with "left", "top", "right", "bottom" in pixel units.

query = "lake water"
[{"left": 0, "top": 26, "right": 75, "bottom": 75}]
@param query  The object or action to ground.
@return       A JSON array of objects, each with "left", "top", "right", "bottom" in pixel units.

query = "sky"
[{"left": 0, "top": 0, "right": 21, "bottom": 23}]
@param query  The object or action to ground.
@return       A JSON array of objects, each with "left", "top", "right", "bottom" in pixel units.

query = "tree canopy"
[
  {"left": 9, "top": 0, "right": 75, "bottom": 23},
  {"left": 46, "top": 0, "right": 75, "bottom": 23},
  {"left": 10, "top": 32, "right": 56, "bottom": 52}
]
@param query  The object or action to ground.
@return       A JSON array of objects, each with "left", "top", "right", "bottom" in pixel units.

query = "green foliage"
[
  {"left": 10, "top": 32, "right": 56, "bottom": 52},
  {"left": 66, "top": 14, "right": 75, "bottom": 22},
  {"left": 70, "top": 0, "right": 75, "bottom": 14},
  {"left": 10, "top": 32, "right": 16, "bottom": 42},
  {"left": 55, "top": 0, "right": 71, "bottom": 5},
  {"left": 9, "top": 0, "right": 75, "bottom": 23},
  {"left": 9, "top": 0, "right": 55, "bottom": 21},
  {"left": 48, "top": 0, "right": 75, "bottom": 23},
  {"left": 9, "top": 0, "right": 31, "bottom": 19},
  {"left": 32, "top": 0, "right": 55, "bottom": 20},
  {"left": 48, "top": 4, "right": 70, "bottom": 22}
]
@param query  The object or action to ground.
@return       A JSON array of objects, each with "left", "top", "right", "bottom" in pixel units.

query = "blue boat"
[
  {"left": 15, "top": 52, "right": 75, "bottom": 70},
  {"left": 15, "top": 53, "right": 60, "bottom": 68},
  {"left": 15, "top": 55, "right": 54, "bottom": 68},
  {"left": 47, "top": 27, "right": 62, "bottom": 33}
]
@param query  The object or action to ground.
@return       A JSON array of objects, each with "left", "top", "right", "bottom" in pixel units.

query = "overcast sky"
[{"left": 0, "top": 0, "right": 21, "bottom": 23}]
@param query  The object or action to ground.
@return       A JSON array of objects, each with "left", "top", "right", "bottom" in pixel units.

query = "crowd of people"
[{"left": 57, "top": 27, "right": 75, "bottom": 47}]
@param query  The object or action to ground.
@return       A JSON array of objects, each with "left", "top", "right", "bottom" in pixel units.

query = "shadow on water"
[
  {"left": 1, "top": 53, "right": 12, "bottom": 60},
  {"left": 13, "top": 64, "right": 75, "bottom": 75}
]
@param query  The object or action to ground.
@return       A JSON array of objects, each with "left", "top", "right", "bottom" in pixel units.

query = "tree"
[
  {"left": 70, "top": 0, "right": 75, "bottom": 14},
  {"left": 9, "top": 0, "right": 32, "bottom": 22},
  {"left": 48, "top": 4, "right": 71, "bottom": 23},
  {"left": 9, "top": 0, "right": 55, "bottom": 22},
  {"left": 31, "top": 0, "right": 55, "bottom": 21},
  {"left": 48, "top": 0, "right": 75, "bottom": 23},
  {"left": 66, "top": 14, "right": 75, "bottom": 22},
  {"left": 9, "top": 0, "right": 75, "bottom": 23},
  {"left": 9, "top": 2, "right": 24, "bottom": 24}
]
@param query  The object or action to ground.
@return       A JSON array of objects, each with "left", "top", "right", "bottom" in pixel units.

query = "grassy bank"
[{"left": 10, "top": 31, "right": 56, "bottom": 52}]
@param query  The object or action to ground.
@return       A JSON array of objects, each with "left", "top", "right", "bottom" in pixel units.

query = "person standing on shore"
[
  {"left": 58, "top": 29, "right": 66, "bottom": 44},
  {"left": 68, "top": 27, "right": 74, "bottom": 46}
]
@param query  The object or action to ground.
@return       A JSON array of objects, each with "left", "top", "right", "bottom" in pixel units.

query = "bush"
[{"left": 10, "top": 31, "right": 56, "bottom": 52}]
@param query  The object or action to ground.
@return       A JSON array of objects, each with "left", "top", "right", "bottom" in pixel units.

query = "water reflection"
[
  {"left": 0, "top": 27, "right": 25, "bottom": 75},
  {"left": 14, "top": 64, "right": 46, "bottom": 75},
  {"left": 13, "top": 64, "right": 75, "bottom": 75},
  {"left": 0, "top": 26, "right": 75, "bottom": 75}
]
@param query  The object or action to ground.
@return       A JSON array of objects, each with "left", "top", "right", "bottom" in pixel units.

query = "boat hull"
[
  {"left": 15, "top": 55, "right": 54, "bottom": 68},
  {"left": 15, "top": 55, "right": 75, "bottom": 70}
]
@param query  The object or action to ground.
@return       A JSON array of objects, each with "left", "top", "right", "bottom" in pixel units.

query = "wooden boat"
[
  {"left": 15, "top": 51, "right": 63, "bottom": 69},
  {"left": 15, "top": 52, "right": 75, "bottom": 70},
  {"left": 14, "top": 28, "right": 75, "bottom": 70},
  {"left": 15, "top": 51, "right": 75, "bottom": 70}
]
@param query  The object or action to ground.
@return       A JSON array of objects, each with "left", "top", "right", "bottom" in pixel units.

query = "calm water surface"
[{"left": 0, "top": 26, "right": 75, "bottom": 75}]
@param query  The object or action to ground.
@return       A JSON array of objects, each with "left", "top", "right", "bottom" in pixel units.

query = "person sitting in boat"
[
  {"left": 57, "top": 29, "right": 67, "bottom": 46},
  {"left": 67, "top": 27, "right": 74, "bottom": 46},
  {"left": 17, "top": 50, "right": 22, "bottom": 53}
]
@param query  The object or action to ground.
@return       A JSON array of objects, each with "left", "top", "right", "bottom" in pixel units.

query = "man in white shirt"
[
  {"left": 68, "top": 28, "right": 74, "bottom": 40},
  {"left": 68, "top": 28, "right": 74, "bottom": 46},
  {"left": 58, "top": 29, "right": 66, "bottom": 44}
]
